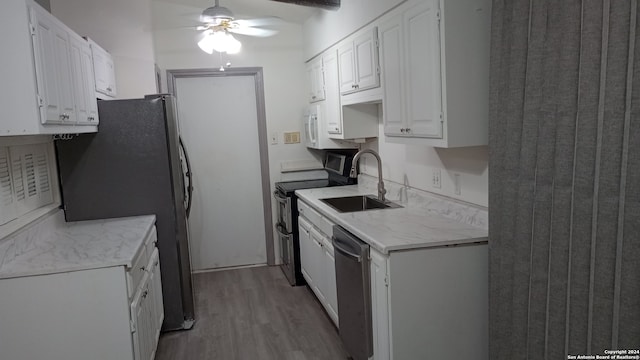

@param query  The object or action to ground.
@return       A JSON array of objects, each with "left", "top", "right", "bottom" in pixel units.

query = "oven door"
[
  {"left": 274, "top": 190, "right": 292, "bottom": 232},
  {"left": 276, "top": 223, "right": 295, "bottom": 285}
]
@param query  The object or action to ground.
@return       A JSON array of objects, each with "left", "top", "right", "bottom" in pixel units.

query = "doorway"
[{"left": 167, "top": 68, "right": 273, "bottom": 271}]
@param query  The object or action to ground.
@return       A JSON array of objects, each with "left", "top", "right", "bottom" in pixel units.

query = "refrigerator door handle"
[{"left": 179, "top": 136, "right": 194, "bottom": 218}]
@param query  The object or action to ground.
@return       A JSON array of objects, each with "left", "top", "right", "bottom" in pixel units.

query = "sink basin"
[{"left": 319, "top": 195, "right": 403, "bottom": 213}]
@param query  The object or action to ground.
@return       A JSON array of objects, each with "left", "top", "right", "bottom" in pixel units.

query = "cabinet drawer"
[
  {"left": 126, "top": 226, "right": 157, "bottom": 297},
  {"left": 144, "top": 227, "right": 158, "bottom": 263},
  {"left": 298, "top": 199, "right": 336, "bottom": 236},
  {"left": 298, "top": 200, "right": 323, "bottom": 229},
  {"left": 316, "top": 213, "right": 336, "bottom": 238},
  {"left": 127, "top": 245, "right": 147, "bottom": 298}
]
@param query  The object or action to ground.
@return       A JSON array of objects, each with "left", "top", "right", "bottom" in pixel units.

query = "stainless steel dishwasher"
[{"left": 332, "top": 225, "right": 373, "bottom": 360}]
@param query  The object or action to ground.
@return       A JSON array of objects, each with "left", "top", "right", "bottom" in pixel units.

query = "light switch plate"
[
  {"left": 284, "top": 132, "right": 300, "bottom": 144},
  {"left": 271, "top": 132, "right": 278, "bottom": 145}
]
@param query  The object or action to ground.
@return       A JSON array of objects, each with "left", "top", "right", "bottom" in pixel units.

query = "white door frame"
[{"left": 166, "top": 67, "right": 275, "bottom": 266}]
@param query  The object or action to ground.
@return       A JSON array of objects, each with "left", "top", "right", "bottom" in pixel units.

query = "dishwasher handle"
[{"left": 332, "top": 236, "right": 363, "bottom": 262}]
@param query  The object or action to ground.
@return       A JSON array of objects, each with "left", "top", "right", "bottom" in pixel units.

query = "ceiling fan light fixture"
[
  {"left": 198, "top": 30, "right": 242, "bottom": 54},
  {"left": 197, "top": 30, "right": 215, "bottom": 54}
]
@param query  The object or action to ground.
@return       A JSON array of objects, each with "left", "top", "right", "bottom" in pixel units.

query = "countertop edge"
[
  {"left": 295, "top": 187, "right": 488, "bottom": 255},
  {"left": 0, "top": 213, "right": 157, "bottom": 280}
]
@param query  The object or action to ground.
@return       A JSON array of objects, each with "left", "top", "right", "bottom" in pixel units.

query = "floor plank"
[{"left": 155, "top": 266, "right": 349, "bottom": 360}]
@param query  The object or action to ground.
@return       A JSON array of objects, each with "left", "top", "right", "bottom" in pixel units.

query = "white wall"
[
  {"left": 361, "top": 119, "right": 489, "bottom": 207},
  {"left": 154, "top": 20, "right": 321, "bottom": 263},
  {"left": 50, "top": 0, "right": 157, "bottom": 99},
  {"left": 303, "top": 0, "right": 406, "bottom": 60}
]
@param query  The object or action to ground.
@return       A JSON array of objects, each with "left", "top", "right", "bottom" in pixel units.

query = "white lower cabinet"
[
  {"left": 370, "top": 248, "right": 390, "bottom": 360},
  {"left": 298, "top": 200, "right": 339, "bottom": 327},
  {"left": 369, "top": 243, "right": 489, "bottom": 360},
  {"left": 0, "top": 226, "right": 163, "bottom": 360}
]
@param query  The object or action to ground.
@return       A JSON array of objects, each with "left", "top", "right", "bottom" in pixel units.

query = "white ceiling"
[{"left": 152, "top": 0, "right": 318, "bottom": 31}]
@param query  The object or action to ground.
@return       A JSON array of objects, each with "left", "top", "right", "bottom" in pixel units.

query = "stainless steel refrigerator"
[{"left": 55, "top": 94, "right": 195, "bottom": 331}]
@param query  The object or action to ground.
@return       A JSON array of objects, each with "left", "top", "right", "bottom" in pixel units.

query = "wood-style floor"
[{"left": 154, "top": 266, "right": 349, "bottom": 360}]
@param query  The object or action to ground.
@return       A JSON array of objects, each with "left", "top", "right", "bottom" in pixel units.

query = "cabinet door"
[
  {"left": 403, "top": 1, "right": 442, "bottom": 138},
  {"left": 309, "top": 228, "right": 327, "bottom": 304},
  {"left": 322, "top": 237, "right": 339, "bottom": 326},
  {"left": 69, "top": 36, "right": 88, "bottom": 124},
  {"left": 131, "top": 273, "right": 154, "bottom": 360},
  {"left": 298, "top": 217, "right": 314, "bottom": 286},
  {"left": 370, "top": 249, "right": 390, "bottom": 360},
  {"left": 380, "top": 14, "right": 406, "bottom": 137},
  {"left": 31, "top": 6, "right": 62, "bottom": 124},
  {"left": 81, "top": 43, "right": 99, "bottom": 124},
  {"left": 337, "top": 42, "right": 356, "bottom": 94},
  {"left": 147, "top": 248, "right": 164, "bottom": 348},
  {"left": 92, "top": 47, "right": 110, "bottom": 95},
  {"left": 322, "top": 50, "right": 342, "bottom": 135},
  {"left": 307, "top": 57, "right": 325, "bottom": 103},
  {"left": 91, "top": 42, "right": 116, "bottom": 97},
  {"left": 106, "top": 57, "right": 117, "bottom": 96},
  {"left": 52, "top": 25, "right": 76, "bottom": 124},
  {"left": 71, "top": 37, "right": 99, "bottom": 126},
  {"left": 354, "top": 28, "right": 380, "bottom": 91}
]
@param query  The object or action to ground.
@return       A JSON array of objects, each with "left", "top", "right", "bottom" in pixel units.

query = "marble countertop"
[
  {"left": 0, "top": 211, "right": 156, "bottom": 280},
  {"left": 295, "top": 184, "right": 488, "bottom": 254}
]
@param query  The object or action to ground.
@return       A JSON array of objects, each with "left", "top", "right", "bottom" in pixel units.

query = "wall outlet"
[
  {"left": 431, "top": 168, "right": 441, "bottom": 189},
  {"left": 454, "top": 173, "right": 461, "bottom": 195}
]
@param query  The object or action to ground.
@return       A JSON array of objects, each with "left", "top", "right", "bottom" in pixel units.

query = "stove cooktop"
[{"left": 276, "top": 179, "right": 330, "bottom": 195}]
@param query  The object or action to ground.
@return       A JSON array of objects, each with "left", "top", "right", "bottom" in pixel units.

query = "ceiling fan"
[{"left": 195, "top": 0, "right": 281, "bottom": 54}]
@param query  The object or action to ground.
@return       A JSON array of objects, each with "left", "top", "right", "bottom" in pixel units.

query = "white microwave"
[
  {"left": 303, "top": 104, "right": 357, "bottom": 150},
  {"left": 303, "top": 105, "right": 319, "bottom": 149}
]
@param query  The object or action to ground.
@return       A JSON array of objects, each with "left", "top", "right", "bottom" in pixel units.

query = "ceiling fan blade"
[
  {"left": 228, "top": 27, "right": 279, "bottom": 37},
  {"left": 233, "top": 17, "right": 285, "bottom": 28}
]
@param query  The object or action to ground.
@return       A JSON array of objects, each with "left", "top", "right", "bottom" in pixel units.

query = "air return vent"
[{"left": 270, "top": 0, "right": 339, "bottom": 10}]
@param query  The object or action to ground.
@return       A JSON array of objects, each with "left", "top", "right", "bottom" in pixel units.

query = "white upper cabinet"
[
  {"left": 322, "top": 50, "right": 342, "bottom": 135},
  {"left": 0, "top": 0, "right": 98, "bottom": 135},
  {"left": 88, "top": 38, "right": 117, "bottom": 99},
  {"left": 381, "top": 1, "right": 442, "bottom": 139},
  {"left": 379, "top": 0, "right": 491, "bottom": 147},
  {"left": 338, "top": 27, "right": 380, "bottom": 95},
  {"left": 70, "top": 35, "right": 99, "bottom": 126},
  {"left": 307, "top": 56, "right": 325, "bottom": 103}
]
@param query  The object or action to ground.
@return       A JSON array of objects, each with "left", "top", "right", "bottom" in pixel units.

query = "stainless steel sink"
[{"left": 319, "top": 195, "right": 403, "bottom": 213}]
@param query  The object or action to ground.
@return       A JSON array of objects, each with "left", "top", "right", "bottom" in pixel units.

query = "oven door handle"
[
  {"left": 274, "top": 191, "right": 288, "bottom": 204},
  {"left": 276, "top": 224, "right": 290, "bottom": 237}
]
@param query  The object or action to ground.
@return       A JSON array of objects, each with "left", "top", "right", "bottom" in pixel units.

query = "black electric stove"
[{"left": 274, "top": 174, "right": 355, "bottom": 286}]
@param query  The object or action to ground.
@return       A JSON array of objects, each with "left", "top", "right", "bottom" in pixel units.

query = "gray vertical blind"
[{"left": 489, "top": 0, "right": 640, "bottom": 358}]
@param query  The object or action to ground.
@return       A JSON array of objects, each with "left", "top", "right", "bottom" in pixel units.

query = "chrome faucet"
[{"left": 350, "top": 149, "right": 387, "bottom": 202}]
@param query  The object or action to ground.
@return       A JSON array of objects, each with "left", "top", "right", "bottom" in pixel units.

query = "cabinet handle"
[
  {"left": 142, "top": 290, "right": 149, "bottom": 299},
  {"left": 406, "top": 128, "right": 411, "bottom": 133},
  {"left": 351, "top": 84, "right": 356, "bottom": 89},
  {"left": 140, "top": 266, "right": 146, "bottom": 271},
  {"left": 312, "top": 95, "right": 316, "bottom": 99},
  {"left": 400, "top": 128, "right": 405, "bottom": 133},
  {"left": 107, "top": 87, "right": 112, "bottom": 92},
  {"left": 59, "top": 114, "right": 65, "bottom": 120},
  {"left": 355, "top": 84, "right": 360, "bottom": 89}
]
